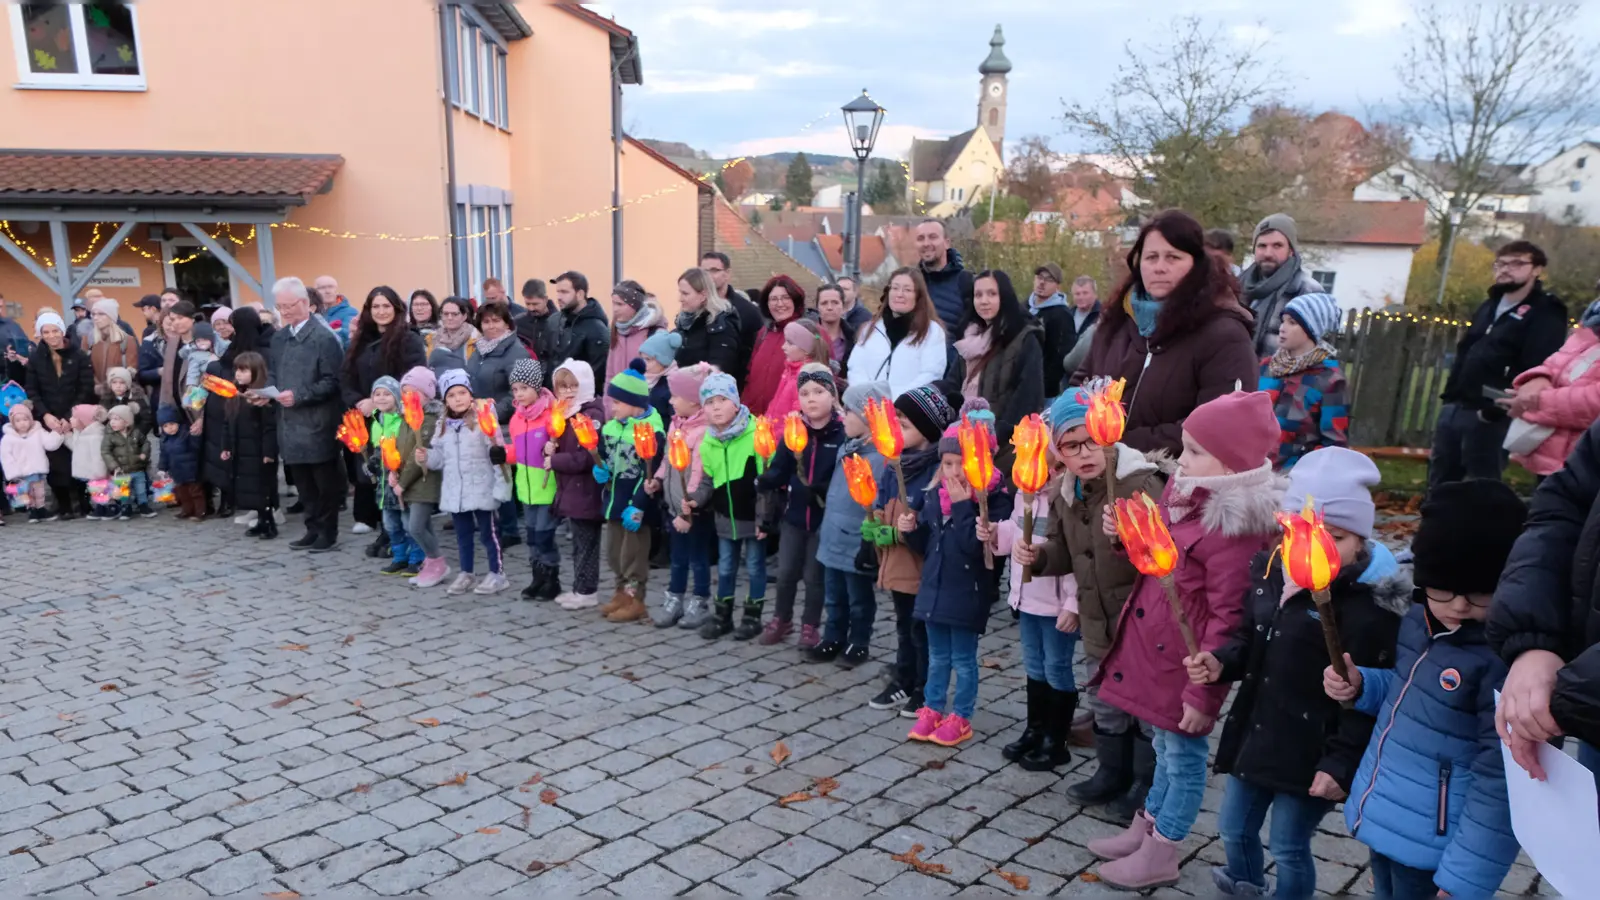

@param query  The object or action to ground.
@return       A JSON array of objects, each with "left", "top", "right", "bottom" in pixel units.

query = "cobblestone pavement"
[{"left": 0, "top": 513, "right": 1549, "bottom": 897}]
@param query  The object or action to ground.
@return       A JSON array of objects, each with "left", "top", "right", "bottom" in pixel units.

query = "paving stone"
[
  {"left": 190, "top": 850, "right": 277, "bottom": 895},
  {"left": 358, "top": 848, "right": 461, "bottom": 893},
  {"left": 658, "top": 843, "right": 739, "bottom": 883},
  {"left": 713, "top": 858, "right": 794, "bottom": 896},
  {"left": 576, "top": 834, "right": 660, "bottom": 877},
  {"left": 756, "top": 833, "right": 842, "bottom": 877}
]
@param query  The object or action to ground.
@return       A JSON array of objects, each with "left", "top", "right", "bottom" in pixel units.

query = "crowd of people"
[{"left": 3, "top": 206, "right": 1600, "bottom": 898}]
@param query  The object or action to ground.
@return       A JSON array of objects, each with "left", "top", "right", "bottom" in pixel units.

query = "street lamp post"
[
  {"left": 841, "top": 90, "right": 885, "bottom": 282},
  {"left": 1435, "top": 202, "right": 1467, "bottom": 307}
]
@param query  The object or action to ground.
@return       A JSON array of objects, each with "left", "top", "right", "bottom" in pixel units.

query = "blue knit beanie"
[
  {"left": 699, "top": 371, "right": 740, "bottom": 406},
  {"left": 1285, "top": 292, "right": 1341, "bottom": 344},
  {"left": 639, "top": 331, "right": 682, "bottom": 368},
  {"left": 607, "top": 359, "right": 650, "bottom": 408},
  {"left": 371, "top": 376, "right": 402, "bottom": 404},
  {"left": 1048, "top": 388, "right": 1092, "bottom": 441}
]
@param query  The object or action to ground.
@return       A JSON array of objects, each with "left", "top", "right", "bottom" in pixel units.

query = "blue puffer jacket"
[
  {"left": 1345, "top": 604, "right": 1517, "bottom": 899},
  {"left": 907, "top": 485, "right": 1013, "bottom": 634},
  {"left": 816, "top": 436, "right": 886, "bottom": 572},
  {"left": 156, "top": 405, "right": 201, "bottom": 484}
]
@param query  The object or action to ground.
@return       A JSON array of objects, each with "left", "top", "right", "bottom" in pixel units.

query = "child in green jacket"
[{"left": 689, "top": 372, "right": 770, "bottom": 640}]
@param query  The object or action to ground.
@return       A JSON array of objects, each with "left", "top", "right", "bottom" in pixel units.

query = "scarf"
[
  {"left": 434, "top": 321, "right": 478, "bottom": 353},
  {"left": 709, "top": 404, "right": 752, "bottom": 442},
  {"left": 953, "top": 324, "right": 992, "bottom": 399},
  {"left": 1240, "top": 255, "right": 1307, "bottom": 303},
  {"left": 614, "top": 302, "right": 662, "bottom": 338},
  {"left": 475, "top": 331, "right": 510, "bottom": 356},
  {"left": 882, "top": 308, "right": 911, "bottom": 348},
  {"left": 674, "top": 308, "right": 703, "bottom": 332},
  {"left": 1265, "top": 342, "right": 1334, "bottom": 378},
  {"left": 1125, "top": 288, "right": 1162, "bottom": 338}
]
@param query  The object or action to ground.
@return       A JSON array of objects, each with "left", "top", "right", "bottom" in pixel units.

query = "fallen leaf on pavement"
[
  {"left": 922, "top": 760, "right": 945, "bottom": 770},
  {"left": 341, "top": 634, "right": 355, "bottom": 646},
  {"left": 279, "top": 644, "right": 309, "bottom": 652},
  {"left": 351, "top": 699, "right": 363, "bottom": 708},
  {"left": 525, "top": 859, "right": 570, "bottom": 873},
  {"left": 413, "top": 718, "right": 440, "bottom": 728},
  {"left": 777, "top": 791, "right": 814, "bottom": 806},
  {"left": 770, "top": 741, "right": 791, "bottom": 766},
  {"left": 617, "top": 670, "right": 639, "bottom": 682},
  {"left": 814, "top": 776, "right": 839, "bottom": 797},
  {"left": 517, "top": 774, "right": 543, "bottom": 792},
  {"left": 1025, "top": 833, "right": 1047, "bottom": 845},
  {"left": 980, "top": 658, "right": 1004, "bottom": 670},
  {"left": 476, "top": 827, "right": 500, "bottom": 835},
  {"left": 742, "top": 765, "right": 755, "bottom": 775},
  {"left": 437, "top": 772, "right": 468, "bottom": 786},
  {"left": 99, "top": 684, "right": 119, "bottom": 692},
  {"left": 539, "top": 788, "right": 558, "bottom": 805},
  {"left": 1079, "top": 872, "right": 1101, "bottom": 882},
  {"left": 890, "top": 843, "right": 949, "bottom": 875},
  {"left": 472, "top": 691, "right": 490, "bottom": 698},
  {"left": 700, "top": 763, "right": 722, "bottom": 772},
  {"left": 264, "top": 893, "right": 301, "bottom": 899},
  {"left": 349, "top": 784, "right": 371, "bottom": 794},
  {"left": 7, "top": 846, "right": 28, "bottom": 855},
  {"left": 269, "top": 694, "right": 306, "bottom": 709},
  {"left": 991, "top": 867, "right": 1030, "bottom": 890},
  {"left": 56, "top": 713, "right": 75, "bottom": 721},
  {"left": 41, "top": 610, "right": 60, "bottom": 617}
]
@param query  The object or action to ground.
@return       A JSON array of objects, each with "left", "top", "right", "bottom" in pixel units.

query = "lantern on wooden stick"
[
  {"left": 1277, "top": 496, "right": 1350, "bottom": 696},
  {"left": 1011, "top": 414, "right": 1050, "bottom": 583},
  {"left": 1113, "top": 492, "right": 1198, "bottom": 657}
]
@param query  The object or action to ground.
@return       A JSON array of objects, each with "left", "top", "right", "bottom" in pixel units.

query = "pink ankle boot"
[
  {"left": 1087, "top": 811, "right": 1153, "bottom": 861},
  {"left": 410, "top": 557, "right": 449, "bottom": 589},
  {"left": 1097, "top": 829, "right": 1181, "bottom": 891}
]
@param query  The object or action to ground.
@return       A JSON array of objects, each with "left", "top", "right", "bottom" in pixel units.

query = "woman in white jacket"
[{"left": 845, "top": 267, "right": 948, "bottom": 397}]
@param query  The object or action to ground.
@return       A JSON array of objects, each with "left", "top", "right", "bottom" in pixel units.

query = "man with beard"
[
  {"left": 516, "top": 278, "right": 560, "bottom": 363},
  {"left": 915, "top": 218, "right": 974, "bottom": 335},
  {"left": 1430, "top": 240, "right": 1567, "bottom": 490},
  {"left": 1241, "top": 213, "right": 1323, "bottom": 356},
  {"left": 551, "top": 271, "right": 609, "bottom": 378}
]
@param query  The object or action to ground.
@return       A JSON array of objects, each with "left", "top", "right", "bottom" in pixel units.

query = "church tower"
[{"left": 977, "top": 24, "right": 1010, "bottom": 159}]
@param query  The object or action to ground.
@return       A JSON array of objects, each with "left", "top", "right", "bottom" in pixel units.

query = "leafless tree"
[{"left": 1394, "top": 3, "right": 1598, "bottom": 267}]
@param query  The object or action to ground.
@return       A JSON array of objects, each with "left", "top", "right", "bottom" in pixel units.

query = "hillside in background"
[{"left": 637, "top": 138, "right": 897, "bottom": 196}]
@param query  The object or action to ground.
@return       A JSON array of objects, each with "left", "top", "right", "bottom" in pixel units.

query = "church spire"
[{"left": 979, "top": 24, "right": 1011, "bottom": 75}]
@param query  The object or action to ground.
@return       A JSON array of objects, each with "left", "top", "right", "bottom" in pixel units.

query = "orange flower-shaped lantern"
[
  {"left": 1084, "top": 377, "right": 1127, "bottom": 447},
  {"left": 571, "top": 413, "right": 600, "bottom": 463},
  {"left": 753, "top": 415, "right": 778, "bottom": 460},
  {"left": 380, "top": 436, "right": 402, "bottom": 472},
  {"left": 401, "top": 387, "right": 424, "bottom": 434},
  {"left": 960, "top": 416, "right": 997, "bottom": 570},
  {"left": 632, "top": 421, "right": 658, "bottom": 463},
  {"left": 783, "top": 412, "right": 808, "bottom": 455},
  {"left": 1277, "top": 496, "right": 1351, "bottom": 686},
  {"left": 337, "top": 408, "right": 369, "bottom": 453},
  {"left": 841, "top": 454, "right": 877, "bottom": 508},
  {"left": 1113, "top": 492, "right": 1198, "bottom": 657},
  {"left": 863, "top": 397, "right": 909, "bottom": 508},
  {"left": 475, "top": 398, "right": 500, "bottom": 441},
  {"left": 200, "top": 373, "right": 238, "bottom": 398},
  {"left": 548, "top": 404, "right": 567, "bottom": 440},
  {"left": 667, "top": 428, "right": 691, "bottom": 497},
  {"left": 1011, "top": 414, "right": 1051, "bottom": 582}
]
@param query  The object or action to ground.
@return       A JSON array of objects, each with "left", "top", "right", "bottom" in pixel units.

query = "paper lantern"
[
  {"left": 667, "top": 429, "right": 691, "bottom": 471},
  {"left": 783, "top": 411, "right": 808, "bottom": 454},
  {"left": 1084, "top": 376, "right": 1127, "bottom": 447},
  {"left": 1113, "top": 492, "right": 1179, "bottom": 578},
  {"left": 841, "top": 453, "right": 877, "bottom": 508},
  {"left": 401, "top": 387, "right": 424, "bottom": 432},
  {"left": 1009, "top": 414, "right": 1050, "bottom": 495},
  {"left": 200, "top": 373, "right": 238, "bottom": 399},
  {"left": 632, "top": 420, "right": 658, "bottom": 461},
  {"left": 753, "top": 415, "right": 777, "bottom": 459}
]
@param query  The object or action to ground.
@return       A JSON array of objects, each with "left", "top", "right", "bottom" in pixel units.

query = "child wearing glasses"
[{"left": 1323, "top": 479, "right": 1524, "bottom": 900}]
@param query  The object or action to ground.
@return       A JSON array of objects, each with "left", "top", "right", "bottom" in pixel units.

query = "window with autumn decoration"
[{"left": 11, "top": 1, "right": 143, "bottom": 89}]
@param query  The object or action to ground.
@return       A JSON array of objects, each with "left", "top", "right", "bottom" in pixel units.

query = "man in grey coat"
[
  {"left": 262, "top": 276, "right": 347, "bottom": 553},
  {"left": 1240, "top": 213, "right": 1324, "bottom": 356}
]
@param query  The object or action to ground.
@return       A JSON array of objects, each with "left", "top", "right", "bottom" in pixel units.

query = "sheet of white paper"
[
  {"left": 1496, "top": 691, "right": 1600, "bottom": 897},
  {"left": 250, "top": 387, "right": 281, "bottom": 401}
]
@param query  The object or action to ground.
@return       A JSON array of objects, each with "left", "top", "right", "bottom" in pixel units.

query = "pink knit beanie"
[
  {"left": 667, "top": 361, "right": 713, "bottom": 404},
  {"left": 1181, "top": 390, "right": 1278, "bottom": 474}
]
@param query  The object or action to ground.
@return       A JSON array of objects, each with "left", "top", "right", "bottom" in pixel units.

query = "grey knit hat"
[
  {"left": 842, "top": 381, "right": 891, "bottom": 417},
  {"left": 1253, "top": 213, "right": 1299, "bottom": 254}
]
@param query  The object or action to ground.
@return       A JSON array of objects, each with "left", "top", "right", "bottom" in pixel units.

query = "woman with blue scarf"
[{"left": 1068, "top": 210, "right": 1258, "bottom": 456}]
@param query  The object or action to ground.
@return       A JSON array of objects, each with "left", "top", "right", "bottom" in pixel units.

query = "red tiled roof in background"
[
  {"left": 0, "top": 150, "right": 344, "bottom": 204},
  {"left": 816, "top": 234, "right": 886, "bottom": 274},
  {"left": 713, "top": 198, "right": 822, "bottom": 293},
  {"left": 1298, "top": 200, "right": 1428, "bottom": 246},
  {"left": 883, "top": 224, "right": 918, "bottom": 270}
]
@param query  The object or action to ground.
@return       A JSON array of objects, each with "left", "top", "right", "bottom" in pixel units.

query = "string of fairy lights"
[{"left": 1355, "top": 308, "right": 1584, "bottom": 329}]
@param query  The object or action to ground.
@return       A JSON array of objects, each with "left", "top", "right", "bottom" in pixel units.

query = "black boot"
[
  {"left": 246, "top": 508, "right": 270, "bottom": 537},
  {"left": 522, "top": 565, "right": 548, "bottom": 601},
  {"left": 364, "top": 533, "right": 389, "bottom": 558},
  {"left": 1002, "top": 679, "right": 1049, "bottom": 763},
  {"left": 258, "top": 514, "right": 279, "bottom": 540},
  {"left": 699, "top": 597, "right": 735, "bottom": 639},
  {"left": 537, "top": 563, "right": 562, "bottom": 601},
  {"left": 731, "top": 597, "right": 765, "bottom": 640},
  {"left": 1106, "top": 731, "right": 1155, "bottom": 821},
  {"left": 1069, "top": 728, "right": 1137, "bottom": 805},
  {"left": 1020, "top": 688, "right": 1077, "bottom": 772}
]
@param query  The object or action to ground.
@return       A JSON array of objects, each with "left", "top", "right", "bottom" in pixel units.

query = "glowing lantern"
[
  {"left": 549, "top": 404, "right": 567, "bottom": 440},
  {"left": 960, "top": 416, "right": 997, "bottom": 570},
  {"left": 667, "top": 430, "right": 691, "bottom": 471},
  {"left": 380, "top": 436, "right": 402, "bottom": 472},
  {"left": 1277, "top": 496, "right": 1351, "bottom": 688},
  {"left": 337, "top": 408, "right": 369, "bottom": 453},
  {"left": 632, "top": 421, "right": 658, "bottom": 462},
  {"left": 1113, "top": 492, "right": 1198, "bottom": 657},
  {"left": 753, "top": 415, "right": 777, "bottom": 460},
  {"left": 572, "top": 413, "right": 600, "bottom": 463},
  {"left": 200, "top": 373, "right": 239, "bottom": 399},
  {"left": 1084, "top": 377, "right": 1127, "bottom": 447},
  {"left": 401, "top": 387, "right": 424, "bottom": 433},
  {"left": 864, "top": 397, "right": 909, "bottom": 509},
  {"left": 841, "top": 454, "right": 877, "bottom": 508},
  {"left": 475, "top": 398, "right": 499, "bottom": 439},
  {"left": 1010, "top": 414, "right": 1051, "bottom": 583},
  {"left": 783, "top": 412, "right": 808, "bottom": 454}
]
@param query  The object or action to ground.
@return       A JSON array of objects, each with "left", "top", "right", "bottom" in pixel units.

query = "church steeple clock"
[{"left": 978, "top": 24, "right": 1010, "bottom": 159}]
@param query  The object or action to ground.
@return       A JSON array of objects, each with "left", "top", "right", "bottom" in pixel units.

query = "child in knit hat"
[
  {"left": 182, "top": 322, "right": 224, "bottom": 391},
  {"left": 754, "top": 362, "right": 845, "bottom": 648},
  {"left": 644, "top": 361, "right": 714, "bottom": 629},
  {"left": 687, "top": 371, "right": 770, "bottom": 639},
  {"left": 814, "top": 381, "right": 892, "bottom": 665},
  {"left": 765, "top": 319, "right": 831, "bottom": 420},
  {"left": 1260, "top": 292, "right": 1348, "bottom": 470},
  {"left": 637, "top": 330, "right": 681, "bottom": 428},
  {"left": 65, "top": 404, "right": 111, "bottom": 520},
  {"left": 547, "top": 360, "right": 608, "bottom": 609},
  {"left": 1186, "top": 447, "right": 1407, "bottom": 898},
  {"left": 505, "top": 358, "right": 562, "bottom": 600},
  {"left": 863, "top": 384, "right": 958, "bottom": 716},
  {"left": 593, "top": 360, "right": 666, "bottom": 623},
  {"left": 422, "top": 368, "right": 510, "bottom": 596},
  {"left": 2, "top": 402, "right": 64, "bottom": 522},
  {"left": 394, "top": 366, "right": 447, "bottom": 584},
  {"left": 903, "top": 405, "right": 1015, "bottom": 748},
  {"left": 999, "top": 387, "right": 1168, "bottom": 797},
  {"left": 1325, "top": 480, "right": 1523, "bottom": 900},
  {"left": 368, "top": 376, "right": 421, "bottom": 575},
  {"left": 152, "top": 405, "right": 196, "bottom": 520},
  {"left": 1089, "top": 390, "right": 1286, "bottom": 891},
  {"left": 97, "top": 366, "right": 152, "bottom": 437}
]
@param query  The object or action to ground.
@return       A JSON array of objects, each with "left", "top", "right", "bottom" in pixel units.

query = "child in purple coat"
[{"left": 547, "top": 360, "right": 606, "bottom": 610}]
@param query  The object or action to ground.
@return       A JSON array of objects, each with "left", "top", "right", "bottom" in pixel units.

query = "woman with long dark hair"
[
  {"left": 948, "top": 269, "right": 1045, "bottom": 455},
  {"left": 845, "top": 267, "right": 947, "bottom": 396},
  {"left": 341, "top": 286, "right": 427, "bottom": 546},
  {"left": 742, "top": 275, "right": 807, "bottom": 415},
  {"left": 1071, "top": 208, "right": 1257, "bottom": 455}
]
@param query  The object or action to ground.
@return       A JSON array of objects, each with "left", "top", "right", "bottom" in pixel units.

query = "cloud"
[
  {"left": 658, "top": 7, "right": 837, "bottom": 33},
  {"left": 646, "top": 72, "right": 760, "bottom": 94},
  {"left": 1336, "top": 0, "right": 1409, "bottom": 36},
  {"left": 721, "top": 123, "right": 947, "bottom": 161},
  {"left": 1228, "top": 23, "right": 1274, "bottom": 45}
]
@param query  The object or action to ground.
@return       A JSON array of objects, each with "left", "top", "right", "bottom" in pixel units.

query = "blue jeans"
[
  {"left": 1018, "top": 612, "right": 1078, "bottom": 691},
  {"left": 452, "top": 510, "right": 501, "bottom": 574},
  {"left": 822, "top": 565, "right": 876, "bottom": 647},
  {"left": 924, "top": 622, "right": 980, "bottom": 720},
  {"left": 716, "top": 535, "right": 767, "bottom": 600},
  {"left": 1217, "top": 776, "right": 1334, "bottom": 899},
  {"left": 497, "top": 498, "right": 520, "bottom": 540},
  {"left": 1145, "top": 726, "right": 1211, "bottom": 842},
  {"left": 117, "top": 471, "right": 149, "bottom": 514},
  {"left": 383, "top": 505, "right": 424, "bottom": 565},
  {"left": 1368, "top": 850, "right": 1436, "bottom": 900},
  {"left": 523, "top": 504, "right": 559, "bottom": 567},
  {"left": 668, "top": 515, "right": 715, "bottom": 596}
]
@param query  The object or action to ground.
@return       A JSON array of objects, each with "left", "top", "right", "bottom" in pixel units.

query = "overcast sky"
[{"left": 586, "top": 0, "right": 1600, "bottom": 161}]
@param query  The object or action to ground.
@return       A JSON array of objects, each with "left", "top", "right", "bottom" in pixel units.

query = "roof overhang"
[
  {"left": 476, "top": 2, "right": 532, "bottom": 40},
  {"left": 558, "top": 3, "right": 642, "bottom": 85}
]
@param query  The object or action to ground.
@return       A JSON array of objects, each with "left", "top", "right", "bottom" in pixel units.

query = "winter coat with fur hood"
[
  {"left": 548, "top": 360, "right": 606, "bottom": 522},
  {"left": 65, "top": 421, "right": 108, "bottom": 481},
  {"left": 1094, "top": 462, "right": 1286, "bottom": 734},
  {"left": 1, "top": 422, "right": 63, "bottom": 478}
]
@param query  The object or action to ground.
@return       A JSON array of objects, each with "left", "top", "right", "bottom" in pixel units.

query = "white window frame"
[
  {"left": 445, "top": 5, "right": 509, "bottom": 130},
  {"left": 1311, "top": 270, "right": 1337, "bottom": 293},
  {"left": 9, "top": 1, "right": 145, "bottom": 91},
  {"left": 453, "top": 197, "right": 513, "bottom": 298}
]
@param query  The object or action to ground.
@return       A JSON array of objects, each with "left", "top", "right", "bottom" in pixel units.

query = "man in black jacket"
[
  {"left": 701, "top": 251, "right": 761, "bottom": 385},
  {"left": 551, "top": 271, "right": 609, "bottom": 382},
  {"left": 516, "top": 278, "right": 560, "bottom": 363},
  {"left": 1429, "top": 241, "right": 1567, "bottom": 492},
  {"left": 1027, "top": 263, "right": 1073, "bottom": 395},
  {"left": 915, "top": 219, "right": 974, "bottom": 335}
]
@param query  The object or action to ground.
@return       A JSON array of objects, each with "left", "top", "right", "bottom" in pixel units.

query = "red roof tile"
[
  {"left": 1298, "top": 200, "right": 1427, "bottom": 246},
  {"left": 816, "top": 234, "right": 886, "bottom": 274},
  {"left": 0, "top": 150, "right": 343, "bottom": 205},
  {"left": 713, "top": 199, "right": 823, "bottom": 294}
]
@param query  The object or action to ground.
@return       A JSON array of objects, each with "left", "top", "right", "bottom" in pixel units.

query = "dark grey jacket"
[
  {"left": 465, "top": 336, "right": 530, "bottom": 425},
  {"left": 269, "top": 319, "right": 345, "bottom": 466}
]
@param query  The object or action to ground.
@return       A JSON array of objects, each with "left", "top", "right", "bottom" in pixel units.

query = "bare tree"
[
  {"left": 1002, "top": 135, "right": 1059, "bottom": 209},
  {"left": 1395, "top": 3, "right": 1598, "bottom": 267}
]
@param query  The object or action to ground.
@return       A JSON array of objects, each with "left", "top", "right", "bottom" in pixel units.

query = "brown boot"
[
  {"left": 605, "top": 586, "right": 648, "bottom": 623},
  {"left": 598, "top": 588, "right": 629, "bottom": 615}
]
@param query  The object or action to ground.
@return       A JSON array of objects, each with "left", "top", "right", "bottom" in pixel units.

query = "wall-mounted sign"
[{"left": 71, "top": 267, "right": 142, "bottom": 289}]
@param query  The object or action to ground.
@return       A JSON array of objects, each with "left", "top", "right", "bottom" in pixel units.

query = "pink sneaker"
[
  {"left": 757, "top": 618, "right": 792, "bottom": 646},
  {"left": 1088, "top": 811, "right": 1154, "bottom": 861},
  {"left": 929, "top": 713, "right": 972, "bottom": 747},
  {"left": 907, "top": 707, "right": 942, "bottom": 741},
  {"left": 798, "top": 624, "right": 820, "bottom": 650},
  {"left": 410, "top": 557, "right": 449, "bottom": 589}
]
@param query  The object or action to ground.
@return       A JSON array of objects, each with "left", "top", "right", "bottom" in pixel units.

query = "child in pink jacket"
[
  {"left": 1507, "top": 303, "right": 1599, "bottom": 477},
  {"left": 1088, "top": 391, "right": 1286, "bottom": 891},
  {"left": 2, "top": 403, "right": 65, "bottom": 521},
  {"left": 645, "top": 361, "right": 714, "bottom": 628}
]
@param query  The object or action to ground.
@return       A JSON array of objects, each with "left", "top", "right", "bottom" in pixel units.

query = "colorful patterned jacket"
[{"left": 1260, "top": 354, "right": 1349, "bottom": 470}]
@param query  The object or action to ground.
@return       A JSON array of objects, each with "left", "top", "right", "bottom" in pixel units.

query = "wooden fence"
[{"left": 1330, "top": 310, "right": 1470, "bottom": 449}]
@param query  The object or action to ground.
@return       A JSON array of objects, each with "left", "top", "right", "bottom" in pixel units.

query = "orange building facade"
[{"left": 0, "top": 1, "right": 710, "bottom": 325}]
